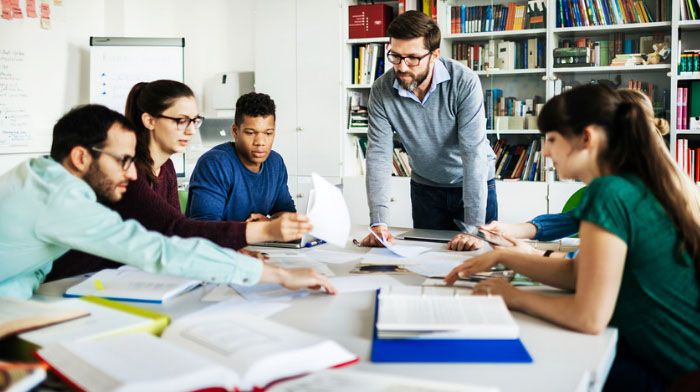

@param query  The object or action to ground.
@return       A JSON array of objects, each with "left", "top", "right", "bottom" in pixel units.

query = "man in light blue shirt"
[
  {"left": 360, "top": 11, "right": 497, "bottom": 251},
  {"left": 0, "top": 104, "right": 335, "bottom": 299}
]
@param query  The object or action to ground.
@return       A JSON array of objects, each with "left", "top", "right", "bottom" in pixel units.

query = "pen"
[{"left": 304, "top": 239, "right": 325, "bottom": 248}]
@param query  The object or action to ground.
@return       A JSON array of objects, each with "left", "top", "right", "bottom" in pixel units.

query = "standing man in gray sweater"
[{"left": 360, "top": 11, "right": 497, "bottom": 250}]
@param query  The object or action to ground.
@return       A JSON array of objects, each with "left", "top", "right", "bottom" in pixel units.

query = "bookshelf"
[{"left": 339, "top": 0, "right": 694, "bottom": 224}]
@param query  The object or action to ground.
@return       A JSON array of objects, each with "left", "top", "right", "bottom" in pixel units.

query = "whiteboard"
[
  {"left": 89, "top": 37, "right": 184, "bottom": 114},
  {"left": 0, "top": 8, "right": 68, "bottom": 154}
]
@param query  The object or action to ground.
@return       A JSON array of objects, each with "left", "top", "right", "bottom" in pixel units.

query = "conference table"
[{"left": 33, "top": 224, "right": 617, "bottom": 392}]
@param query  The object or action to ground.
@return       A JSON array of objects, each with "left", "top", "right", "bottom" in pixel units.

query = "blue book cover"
[
  {"left": 461, "top": 5, "right": 466, "bottom": 33},
  {"left": 370, "top": 291, "right": 533, "bottom": 363}
]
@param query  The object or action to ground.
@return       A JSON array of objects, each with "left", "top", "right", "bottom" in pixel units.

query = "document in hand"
[
  {"left": 63, "top": 267, "right": 201, "bottom": 303},
  {"left": 0, "top": 297, "right": 89, "bottom": 340},
  {"left": 375, "top": 286, "right": 519, "bottom": 339},
  {"left": 35, "top": 312, "right": 358, "bottom": 392},
  {"left": 20, "top": 297, "right": 170, "bottom": 347},
  {"left": 306, "top": 173, "right": 351, "bottom": 247}
]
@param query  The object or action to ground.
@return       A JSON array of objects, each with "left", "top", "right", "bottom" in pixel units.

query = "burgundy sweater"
[{"left": 47, "top": 160, "right": 248, "bottom": 281}]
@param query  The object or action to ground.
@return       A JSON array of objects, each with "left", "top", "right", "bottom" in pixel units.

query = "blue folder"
[{"left": 370, "top": 290, "right": 533, "bottom": 363}]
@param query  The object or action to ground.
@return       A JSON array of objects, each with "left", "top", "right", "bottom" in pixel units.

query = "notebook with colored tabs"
[{"left": 370, "top": 290, "right": 532, "bottom": 363}]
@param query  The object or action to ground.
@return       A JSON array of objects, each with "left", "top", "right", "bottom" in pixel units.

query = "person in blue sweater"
[{"left": 186, "top": 93, "right": 296, "bottom": 223}]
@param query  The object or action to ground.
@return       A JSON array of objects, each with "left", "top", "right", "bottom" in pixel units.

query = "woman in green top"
[{"left": 446, "top": 84, "right": 700, "bottom": 390}]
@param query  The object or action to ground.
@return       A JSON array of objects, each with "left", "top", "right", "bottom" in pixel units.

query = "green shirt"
[{"left": 573, "top": 174, "right": 700, "bottom": 380}]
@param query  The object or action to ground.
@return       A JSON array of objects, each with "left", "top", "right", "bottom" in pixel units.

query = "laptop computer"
[
  {"left": 395, "top": 228, "right": 460, "bottom": 243},
  {"left": 199, "top": 117, "right": 234, "bottom": 148}
]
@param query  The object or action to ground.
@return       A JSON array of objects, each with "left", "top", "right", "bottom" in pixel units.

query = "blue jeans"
[{"left": 410, "top": 179, "right": 498, "bottom": 230}]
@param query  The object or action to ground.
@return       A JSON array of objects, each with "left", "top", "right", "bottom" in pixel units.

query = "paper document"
[
  {"left": 268, "top": 368, "right": 499, "bottom": 392},
  {"left": 405, "top": 260, "right": 463, "bottom": 278},
  {"left": 231, "top": 283, "right": 311, "bottom": 301},
  {"left": 329, "top": 275, "right": 405, "bottom": 293},
  {"left": 305, "top": 173, "right": 351, "bottom": 247},
  {"left": 266, "top": 255, "right": 335, "bottom": 276},
  {"left": 364, "top": 229, "right": 430, "bottom": 258},
  {"left": 305, "top": 248, "right": 364, "bottom": 264},
  {"left": 187, "top": 295, "right": 290, "bottom": 319}
]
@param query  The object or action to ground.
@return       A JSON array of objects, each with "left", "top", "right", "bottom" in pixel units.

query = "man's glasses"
[
  {"left": 91, "top": 147, "right": 135, "bottom": 171},
  {"left": 158, "top": 115, "right": 205, "bottom": 131},
  {"left": 386, "top": 51, "right": 432, "bottom": 67}
]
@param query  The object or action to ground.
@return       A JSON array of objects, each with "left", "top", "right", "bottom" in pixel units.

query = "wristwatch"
[{"left": 543, "top": 250, "right": 554, "bottom": 257}]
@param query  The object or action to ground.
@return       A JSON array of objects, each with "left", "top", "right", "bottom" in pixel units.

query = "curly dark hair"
[{"left": 234, "top": 92, "right": 276, "bottom": 126}]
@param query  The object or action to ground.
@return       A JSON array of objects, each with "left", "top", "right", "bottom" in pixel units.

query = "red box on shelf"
[{"left": 348, "top": 4, "right": 393, "bottom": 39}]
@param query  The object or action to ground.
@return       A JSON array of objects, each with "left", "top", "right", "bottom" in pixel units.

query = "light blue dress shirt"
[{"left": 0, "top": 157, "right": 263, "bottom": 299}]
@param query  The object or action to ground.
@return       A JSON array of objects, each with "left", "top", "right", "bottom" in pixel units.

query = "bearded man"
[{"left": 360, "top": 11, "right": 498, "bottom": 251}]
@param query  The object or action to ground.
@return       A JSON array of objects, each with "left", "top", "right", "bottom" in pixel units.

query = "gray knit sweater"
[{"left": 366, "top": 57, "right": 496, "bottom": 226}]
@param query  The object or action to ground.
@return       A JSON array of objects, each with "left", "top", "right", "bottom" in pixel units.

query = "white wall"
[{"left": 0, "top": 0, "right": 255, "bottom": 175}]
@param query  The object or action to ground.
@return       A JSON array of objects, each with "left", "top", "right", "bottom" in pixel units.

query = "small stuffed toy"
[{"left": 644, "top": 42, "right": 670, "bottom": 65}]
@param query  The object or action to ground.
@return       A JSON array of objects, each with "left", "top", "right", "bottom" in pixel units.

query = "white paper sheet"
[
  {"left": 266, "top": 255, "right": 335, "bottom": 276},
  {"left": 329, "top": 275, "right": 405, "bottom": 293},
  {"left": 363, "top": 229, "right": 430, "bottom": 258},
  {"left": 190, "top": 293, "right": 290, "bottom": 318},
  {"left": 305, "top": 173, "right": 351, "bottom": 248},
  {"left": 231, "top": 283, "right": 311, "bottom": 301},
  {"left": 305, "top": 249, "right": 364, "bottom": 264}
]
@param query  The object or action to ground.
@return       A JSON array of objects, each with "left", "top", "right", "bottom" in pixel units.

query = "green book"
[
  {"left": 599, "top": 41, "right": 610, "bottom": 66},
  {"left": 690, "top": 81, "right": 700, "bottom": 118}
]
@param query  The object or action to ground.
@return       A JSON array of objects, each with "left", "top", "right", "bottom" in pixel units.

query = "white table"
[{"left": 35, "top": 225, "right": 617, "bottom": 392}]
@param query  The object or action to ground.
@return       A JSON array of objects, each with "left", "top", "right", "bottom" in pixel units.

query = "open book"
[
  {"left": 64, "top": 267, "right": 201, "bottom": 303},
  {"left": 0, "top": 297, "right": 89, "bottom": 340},
  {"left": 36, "top": 311, "right": 358, "bottom": 392},
  {"left": 376, "top": 286, "right": 519, "bottom": 339},
  {"left": 20, "top": 297, "right": 170, "bottom": 347}
]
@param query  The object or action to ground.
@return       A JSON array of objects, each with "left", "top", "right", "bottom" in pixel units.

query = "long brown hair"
[
  {"left": 124, "top": 80, "right": 195, "bottom": 185},
  {"left": 539, "top": 84, "right": 700, "bottom": 285}
]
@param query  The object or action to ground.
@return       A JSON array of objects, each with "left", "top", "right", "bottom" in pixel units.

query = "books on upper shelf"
[
  {"left": 375, "top": 286, "right": 519, "bottom": 339},
  {"left": 0, "top": 361, "right": 47, "bottom": 392},
  {"left": 36, "top": 311, "right": 358, "bottom": 392},
  {"left": 556, "top": 0, "right": 655, "bottom": 27},
  {"left": 452, "top": 37, "right": 544, "bottom": 71},
  {"left": 19, "top": 296, "right": 170, "bottom": 347},
  {"left": 350, "top": 43, "right": 387, "bottom": 85},
  {"left": 680, "top": 0, "right": 700, "bottom": 20},
  {"left": 679, "top": 51, "right": 700, "bottom": 78},
  {"left": 448, "top": 1, "right": 546, "bottom": 34},
  {"left": 0, "top": 297, "right": 89, "bottom": 340},
  {"left": 63, "top": 266, "right": 201, "bottom": 303}
]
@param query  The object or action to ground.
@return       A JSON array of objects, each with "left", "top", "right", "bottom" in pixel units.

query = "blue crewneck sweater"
[{"left": 186, "top": 142, "right": 296, "bottom": 222}]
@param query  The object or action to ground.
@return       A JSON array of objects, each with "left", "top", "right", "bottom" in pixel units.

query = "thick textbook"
[
  {"left": 36, "top": 311, "right": 358, "bottom": 392},
  {"left": 371, "top": 289, "right": 532, "bottom": 363},
  {"left": 375, "top": 286, "right": 519, "bottom": 339},
  {"left": 63, "top": 266, "right": 201, "bottom": 303},
  {"left": 20, "top": 297, "right": 170, "bottom": 347},
  {"left": 0, "top": 297, "right": 89, "bottom": 340}
]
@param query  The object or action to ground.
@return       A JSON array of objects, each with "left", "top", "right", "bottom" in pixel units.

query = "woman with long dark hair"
[{"left": 446, "top": 84, "right": 700, "bottom": 390}]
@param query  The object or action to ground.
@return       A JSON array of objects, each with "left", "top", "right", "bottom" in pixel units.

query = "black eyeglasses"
[
  {"left": 158, "top": 115, "right": 205, "bottom": 131},
  {"left": 91, "top": 147, "right": 135, "bottom": 171},
  {"left": 386, "top": 51, "right": 433, "bottom": 67}
]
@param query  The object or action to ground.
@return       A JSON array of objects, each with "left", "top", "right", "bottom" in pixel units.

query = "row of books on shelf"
[
  {"left": 680, "top": 0, "right": 700, "bottom": 20},
  {"left": 448, "top": 0, "right": 546, "bottom": 34},
  {"left": 676, "top": 139, "right": 700, "bottom": 183},
  {"left": 347, "top": 91, "right": 368, "bottom": 129},
  {"left": 351, "top": 43, "right": 388, "bottom": 86},
  {"left": 554, "top": 33, "right": 667, "bottom": 67},
  {"left": 485, "top": 90, "right": 544, "bottom": 130},
  {"left": 680, "top": 51, "right": 700, "bottom": 77},
  {"left": 354, "top": 137, "right": 412, "bottom": 177},
  {"left": 677, "top": 81, "right": 700, "bottom": 130},
  {"left": 452, "top": 38, "right": 544, "bottom": 71},
  {"left": 493, "top": 137, "right": 547, "bottom": 181},
  {"left": 398, "top": 0, "right": 438, "bottom": 21},
  {"left": 556, "top": 0, "right": 655, "bottom": 27}
]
